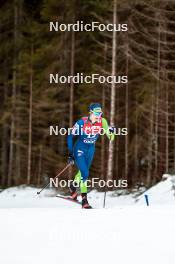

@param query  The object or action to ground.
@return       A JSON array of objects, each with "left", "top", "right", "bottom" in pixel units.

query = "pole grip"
[{"left": 37, "top": 163, "right": 72, "bottom": 195}]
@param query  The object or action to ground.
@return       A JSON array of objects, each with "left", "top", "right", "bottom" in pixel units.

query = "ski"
[
  {"left": 56, "top": 195, "right": 93, "bottom": 209},
  {"left": 56, "top": 195, "right": 82, "bottom": 205}
]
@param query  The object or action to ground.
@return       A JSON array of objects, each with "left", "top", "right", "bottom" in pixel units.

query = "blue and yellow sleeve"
[{"left": 102, "top": 118, "right": 115, "bottom": 141}]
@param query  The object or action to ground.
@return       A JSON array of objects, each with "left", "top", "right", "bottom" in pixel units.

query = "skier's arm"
[
  {"left": 102, "top": 118, "right": 115, "bottom": 141},
  {"left": 67, "top": 133, "right": 74, "bottom": 155},
  {"left": 67, "top": 120, "right": 83, "bottom": 154}
]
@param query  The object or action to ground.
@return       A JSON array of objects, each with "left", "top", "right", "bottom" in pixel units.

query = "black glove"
[
  {"left": 109, "top": 126, "right": 115, "bottom": 133},
  {"left": 68, "top": 153, "right": 75, "bottom": 165}
]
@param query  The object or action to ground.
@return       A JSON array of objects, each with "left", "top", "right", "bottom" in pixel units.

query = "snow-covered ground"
[{"left": 0, "top": 175, "right": 175, "bottom": 264}]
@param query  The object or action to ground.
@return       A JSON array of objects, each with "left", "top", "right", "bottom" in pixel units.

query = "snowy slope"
[
  {"left": 0, "top": 175, "right": 174, "bottom": 208},
  {"left": 0, "top": 176, "right": 175, "bottom": 264},
  {"left": 136, "top": 175, "right": 175, "bottom": 205},
  {"left": 0, "top": 207, "right": 175, "bottom": 264},
  {"left": 0, "top": 185, "right": 135, "bottom": 209}
]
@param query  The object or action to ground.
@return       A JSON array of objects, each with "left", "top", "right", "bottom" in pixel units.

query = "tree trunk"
[
  {"left": 154, "top": 16, "right": 161, "bottom": 178},
  {"left": 69, "top": 29, "right": 75, "bottom": 129},
  {"left": 8, "top": 0, "right": 17, "bottom": 186},
  {"left": 101, "top": 42, "right": 107, "bottom": 181},
  {"left": 1, "top": 63, "right": 8, "bottom": 187},
  {"left": 68, "top": 13, "right": 75, "bottom": 178},
  {"left": 146, "top": 89, "right": 154, "bottom": 186},
  {"left": 15, "top": 0, "right": 22, "bottom": 185},
  {"left": 107, "top": 0, "right": 117, "bottom": 181},
  {"left": 27, "top": 44, "right": 33, "bottom": 185},
  {"left": 125, "top": 33, "right": 129, "bottom": 180},
  {"left": 37, "top": 145, "right": 43, "bottom": 186}
]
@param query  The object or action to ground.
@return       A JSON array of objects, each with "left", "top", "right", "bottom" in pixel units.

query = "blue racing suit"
[{"left": 67, "top": 116, "right": 114, "bottom": 193}]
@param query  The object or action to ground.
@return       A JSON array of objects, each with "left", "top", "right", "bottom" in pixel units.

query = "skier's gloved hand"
[
  {"left": 108, "top": 126, "right": 115, "bottom": 141},
  {"left": 109, "top": 126, "right": 115, "bottom": 133},
  {"left": 68, "top": 153, "right": 75, "bottom": 165}
]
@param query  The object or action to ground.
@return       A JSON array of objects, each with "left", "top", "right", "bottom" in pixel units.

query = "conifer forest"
[{"left": 1, "top": 0, "right": 175, "bottom": 190}]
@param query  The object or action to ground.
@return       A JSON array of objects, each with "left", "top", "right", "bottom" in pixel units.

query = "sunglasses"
[{"left": 92, "top": 111, "right": 103, "bottom": 117}]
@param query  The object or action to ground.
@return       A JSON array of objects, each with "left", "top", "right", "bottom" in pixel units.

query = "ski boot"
[
  {"left": 81, "top": 193, "right": 92, "bottom": 209},
  {"left": 69, "top": 182, "right": 78, "bottom": 200}
]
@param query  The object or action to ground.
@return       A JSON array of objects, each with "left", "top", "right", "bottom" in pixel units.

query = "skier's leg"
[
  {"left": 73, "top": 170, "right": 87, "bottom": 193},
  {"left": 80, "top": 147, "right": 95, "bottom": 208},
  {"left": 71, "top": 170, "right": 87, "bottom": 195},
  {"left": 69, "top": 143, "right": 88, "bottom": 199},
  {"left": 77, "top": 158, "right": 89, "bottom": 194},
  {"left": 74, "top": 153, "right": 89, "bottom": 182},
  {"left": 77, "top": 147, "right": 95, "bottom": 194},
  {"left": 80, "top": 146, "right": 95, "bottom": 192},
  {"left": 74, "top": 170, "right": 81, "bottom": 184},
  {"left": 69, "top": 171, "right": 81, "bottom": 200},
  {"left": 73, "top": 149, "right": 92, "bottom": 207},
  {"left": 86, "top": 146, "right": 95, "bottom": 169},
  {"left": 72, "top": 148, "right": 89, "bottom": 192},
  {"left": 69, "top": 180, "right": 78, "bottom": 200}
]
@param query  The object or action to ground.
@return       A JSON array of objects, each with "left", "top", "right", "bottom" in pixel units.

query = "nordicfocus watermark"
[
  {"left": 50, "top": 21, "right": 128, "bottom": 32},
  {"left": 49, "top": 178, "right": 128, "bottom": 189},
  {"left": 49, "top": 126, "right": 128, "bottom": 136},
  {"left": 50, "top": 73, "right": 128, "bottom": 84}
]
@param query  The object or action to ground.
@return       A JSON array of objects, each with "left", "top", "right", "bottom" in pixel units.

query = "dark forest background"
[{"left": 0, "top": 0, "right": 175, "bottom": 191}]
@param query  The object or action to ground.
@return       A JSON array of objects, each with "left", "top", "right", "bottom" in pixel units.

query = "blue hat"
[{"left": 89, "top": 103, "right": 103, "bottom": 114}]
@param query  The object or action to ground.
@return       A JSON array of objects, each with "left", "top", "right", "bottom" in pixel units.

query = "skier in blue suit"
[{"left": 67, "top": 103, "right": 114, "bottom": 208}]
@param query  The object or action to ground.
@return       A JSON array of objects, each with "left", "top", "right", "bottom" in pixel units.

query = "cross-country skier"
[{"left": 67, "top": 103, "right": 115, "bottom": 208}]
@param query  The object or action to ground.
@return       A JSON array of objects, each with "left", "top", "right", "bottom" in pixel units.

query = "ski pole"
[
  {"left": 103, "top": 189, "right": 107, "bottom": 208},
  {"left": 37, "top": 163, "right": 72, "bottom": 195}
]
